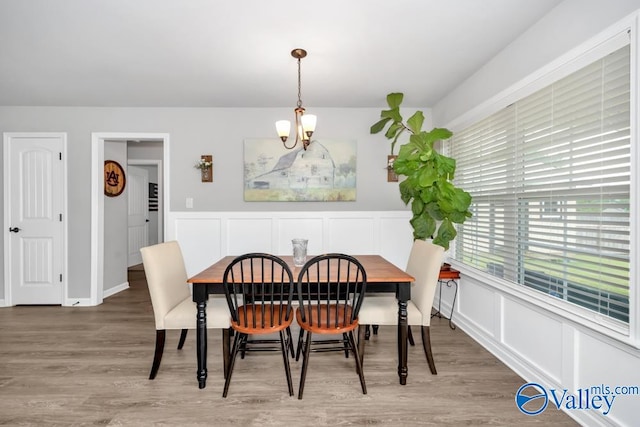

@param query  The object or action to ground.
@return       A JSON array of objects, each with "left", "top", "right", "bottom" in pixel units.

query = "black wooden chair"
[
  {"left": 222, "top": 253, "right": 295, "bottom": 397},
  {"left": 295, "top": 253, "right": 367, "bottom": 399}
]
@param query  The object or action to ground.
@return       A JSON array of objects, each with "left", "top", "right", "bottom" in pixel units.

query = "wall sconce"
[
  {"left": 387, "top": 155, "right": 399, "bottom": 182},
  {"left": 194, "top": 155, "right": 213, "bottom": 182}
]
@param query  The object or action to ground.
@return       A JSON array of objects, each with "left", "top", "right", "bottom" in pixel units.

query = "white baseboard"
[
  {"left": 63, "top": 298, "right": 93, "bottom": 307},
  {"left": 453, "top": 312, "right": 614, "bottom": 427},
  {"left": 103, "top": 281, "right": 129, "bottom": 299},
  {"left": 2, "top": 298, "right": 94, "bottom": 307}
]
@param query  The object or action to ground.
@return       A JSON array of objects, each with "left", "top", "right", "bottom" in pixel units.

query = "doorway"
[
  {"left": 127, "top": 158, "right": 164, "bottom": 249},
  {"left": 126, "top": 165, "right": 149, "bottom": 267},
  {"left": 90, "top": 133, "right": 170, "bottom": 306},
  {"left": 127, "top": 158, "right": 164, "bottom": 266}
]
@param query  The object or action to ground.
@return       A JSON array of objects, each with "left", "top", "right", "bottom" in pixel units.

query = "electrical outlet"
[{"left": 186, "top": 197, "right": 193, "bottom": 208}]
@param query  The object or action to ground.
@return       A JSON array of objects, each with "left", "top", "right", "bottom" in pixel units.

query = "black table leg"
[
  {"left": 195, "top": 299, "right": 208, "bottom": 389},
  {"left": 397, "top": 299, "right": 408, "bottom": 385}
]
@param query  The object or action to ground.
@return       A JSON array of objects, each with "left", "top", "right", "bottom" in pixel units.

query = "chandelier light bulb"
[
  {"left": 276, "top": 120, "right": 291, "bottom": 142},
  {"left": 301, "top": 114, "right": 317, "bottom": 135}
]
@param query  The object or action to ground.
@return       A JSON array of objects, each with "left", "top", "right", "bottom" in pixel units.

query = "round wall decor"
[{"left": 104, "top": 160, "right": 126, "bottom": 197}]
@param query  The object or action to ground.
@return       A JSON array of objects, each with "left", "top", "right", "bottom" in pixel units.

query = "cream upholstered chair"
[
  {"left": 357, "top": 240, "right": 444, "bottom": 374},
  {"left": 140, "top": 241, "right": 230, "bottom": 380}
]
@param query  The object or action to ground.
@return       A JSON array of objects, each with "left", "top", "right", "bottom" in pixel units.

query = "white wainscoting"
[
  {"left": 166, "top": 210, "right": 413, "bottom": 277},
  {"left": 448, "top": 272, "right": 640, "bottom": 427}
]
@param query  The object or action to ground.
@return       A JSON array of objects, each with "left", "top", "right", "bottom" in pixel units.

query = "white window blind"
[{"left": 450, "top": 42, "right": 631, "bottom": 323}]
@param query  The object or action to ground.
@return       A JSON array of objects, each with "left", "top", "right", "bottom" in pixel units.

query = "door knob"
[{"left": 9, "top": 227, "right": 21, "bottom": 233}]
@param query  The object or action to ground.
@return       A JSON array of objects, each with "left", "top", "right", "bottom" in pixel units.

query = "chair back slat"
[
  {"left": 223, "top": 253, "right": 294, "bottom": 332},
  {"left": 296, "top": 254, "right": 367, "bottom": 331}
]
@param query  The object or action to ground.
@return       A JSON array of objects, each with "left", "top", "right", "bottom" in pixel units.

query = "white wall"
[
  {"left": 434, "top": 2, "right": 640, "bottom": 426},
  {"left": 127, "top": 141, "right": 163, "bottom": 161},
  {"left": 434, "top": 0, "right": 640, "bottom": 126}
]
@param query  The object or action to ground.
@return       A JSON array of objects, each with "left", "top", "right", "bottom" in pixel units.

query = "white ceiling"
[{"left": 0, "top": 0, "right": 563, "bottom": 108}]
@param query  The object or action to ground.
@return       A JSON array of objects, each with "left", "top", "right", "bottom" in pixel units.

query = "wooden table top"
[{"left": 188, "top": 254, "right": 415, "bottom": 284}]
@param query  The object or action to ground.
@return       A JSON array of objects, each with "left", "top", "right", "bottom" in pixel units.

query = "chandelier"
[{"left": 275, "top": 48, "right": 317, "bottom": 150}]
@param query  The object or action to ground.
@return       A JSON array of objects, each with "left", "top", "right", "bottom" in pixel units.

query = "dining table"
[{"left": 187, "top": 254, "right": 415, "bottom": 389}]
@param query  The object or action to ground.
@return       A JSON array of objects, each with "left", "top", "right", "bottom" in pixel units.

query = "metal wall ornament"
[{"left": 104, "top": 160, "right": 126, "bottom": 197}]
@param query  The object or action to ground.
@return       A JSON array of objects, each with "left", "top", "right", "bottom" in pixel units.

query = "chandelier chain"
[{"left": 297, "top": 57, "right": 303, "bottom": 108}]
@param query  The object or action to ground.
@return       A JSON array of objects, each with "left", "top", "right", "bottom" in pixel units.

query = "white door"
[
  {"left": 5, "top": 133, "right": 65, "bottom": 305},
  {"left": 127, "top": 166, "right": 149, "bottom": 267}
]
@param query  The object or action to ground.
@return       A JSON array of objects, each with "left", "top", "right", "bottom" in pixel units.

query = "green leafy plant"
[{"left": 371, "top": 92, "right": 472, "bottom": 250}]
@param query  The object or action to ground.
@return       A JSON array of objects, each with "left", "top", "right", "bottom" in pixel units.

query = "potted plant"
[{"left": 371, "top": 93, "right": 472, "bottom": 250}]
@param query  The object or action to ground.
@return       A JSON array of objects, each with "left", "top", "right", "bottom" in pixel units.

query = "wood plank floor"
[{"left": 0, "top": 268, "right": 578, "bottom": 426}]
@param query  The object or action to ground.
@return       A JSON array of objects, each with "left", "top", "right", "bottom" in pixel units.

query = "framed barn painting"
[{"left": 243, "top": 139, "right": 357, "bottom": 202}]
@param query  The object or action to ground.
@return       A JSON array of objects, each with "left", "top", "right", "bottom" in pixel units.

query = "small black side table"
[{"left": 432, "top": 265, "right": 460, "bottom": 329}]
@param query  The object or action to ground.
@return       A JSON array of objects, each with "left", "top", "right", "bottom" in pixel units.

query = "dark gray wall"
[
  {"left": 103, "top": 141, "right": 128, "bottom": 293},
  {"left": 0, "top": 107, "right": 411, "bottom": 300}
]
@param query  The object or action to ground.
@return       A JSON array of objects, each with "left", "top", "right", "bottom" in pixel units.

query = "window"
[{"left": 450, "top": 40, "right": 631, "bottom": 323}]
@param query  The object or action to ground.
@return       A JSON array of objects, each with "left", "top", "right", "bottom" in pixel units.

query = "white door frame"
[
  {"left": 90, "top": 132, "right": 170, "bottom": 306},
  {"left": 3, "top": 132, "right": 68, "bottom": 307},
  {"left": 127, "top": 159, "right": 164, "bottom": 245}
]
